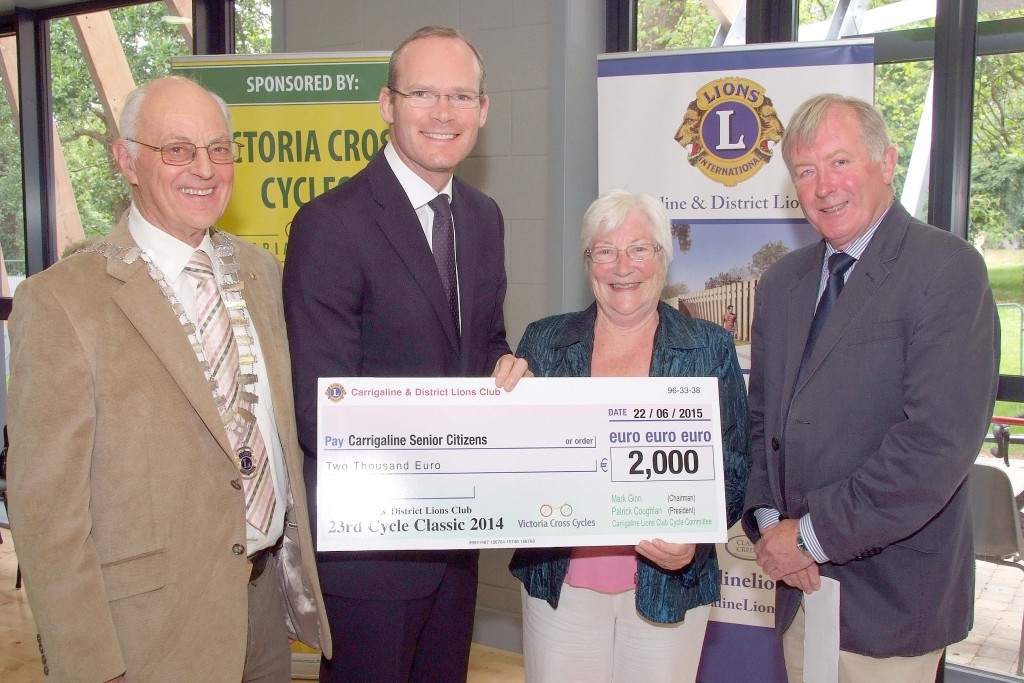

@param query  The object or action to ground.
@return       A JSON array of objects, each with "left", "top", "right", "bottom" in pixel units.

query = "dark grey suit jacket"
[
  {"left": 742, "top": 202, "right": 999, "bottom": 657},
  {"left": 283, "top": 151, "right": 510, "bottom": 600}
]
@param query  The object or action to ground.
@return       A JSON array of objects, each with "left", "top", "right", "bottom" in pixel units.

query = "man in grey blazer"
[{"left": 743, "top": 93, "right": 999, "bottom": 681}]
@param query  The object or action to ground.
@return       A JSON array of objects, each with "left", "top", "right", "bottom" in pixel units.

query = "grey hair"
[
  {"left": 119, "top": 76, "right": 231, "bottom": 159},
  {"left": 580, "top": 190, "right": 674, "bottom": 269},
  {"left": 385, "top": 25, "right": 487, "bottom": 94},
  {"left": 781, "top": 93, "right": 894, "bottom": 172}
]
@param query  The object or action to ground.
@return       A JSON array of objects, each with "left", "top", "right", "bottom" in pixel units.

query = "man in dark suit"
[
  {"left": 742, "top": 93, "right": 999, "bottom": 681},
  {"left": 283, "top": 25, "right": 527, "bottom": 683}
]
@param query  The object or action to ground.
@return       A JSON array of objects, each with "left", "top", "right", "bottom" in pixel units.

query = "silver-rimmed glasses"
[
  {"left": 586, "top": 243, "right": 661, "bottom": 264},
  {"left": 387, "top": 87, "right": 483, "bottom": 109},
  {"left": 126, "top": 139, "right": 243, "bottom": 165}
]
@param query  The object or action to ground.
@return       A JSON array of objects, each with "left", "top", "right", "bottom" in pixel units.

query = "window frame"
[{"left": 0, "top": 0, "right": 235, "bottom": 277}]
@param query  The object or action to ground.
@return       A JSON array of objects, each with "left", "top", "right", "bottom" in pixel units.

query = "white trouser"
[{"left": 521, "top": 583, "right": 711, "bottom": 683}]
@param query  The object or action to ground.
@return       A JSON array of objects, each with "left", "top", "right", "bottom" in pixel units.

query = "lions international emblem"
[
  {"left": 325, "top": 382, "right": 346, "bottom": 403},
  {"left": 674, "top": 77, "right": 784, "bottom": 187}
]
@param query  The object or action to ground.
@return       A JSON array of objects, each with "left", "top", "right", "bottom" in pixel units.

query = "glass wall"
[
  {"left": 637, "top": 0, "right": 740, "bottom": 49},
  {"left": 799, "top": 1, "right": 938, "bottom": 217},
  {"left": 0, "top": 0, "right": 272, "bottom": 648},
  {"left": 969, "top": 2, "right": 1024, "bottom": 670},
  {"left": 43, "top": 0, "right": 270, "bottom": 251},
  {"left": 972, "top": 7, "right": 1024, "bottom": 381},
  {"left": 0, "top": 34, "right": 23, "bottom": 431},
  {"left": 48, "top": 3, "right": 192, "bottom": 249},
  {"left": 0, "top": 40, "right": 24, "bottom": 288},
  {"left": 235, "top": 0, "right": 272, "bottom": 54},
  {"left": 799, "top": 0, "right": 937, "bottom": 40}
]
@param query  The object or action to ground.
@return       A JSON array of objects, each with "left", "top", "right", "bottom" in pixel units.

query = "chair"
[
  {"left": 1, "top": 424, "right": 8, "bottom": 544},
  {"left": 0, "top": 424, "right": 21, "bottom": 589},
  {"left": 970, "top": 462, "right": 1024, "bottom": 675},
  {"left": 986, "top": 376, "right": 1024, "bottom": 468}
]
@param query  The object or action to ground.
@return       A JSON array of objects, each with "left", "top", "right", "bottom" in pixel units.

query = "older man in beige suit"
[{"left": 6, "top": 76, "right": 329, "bottom": 682}]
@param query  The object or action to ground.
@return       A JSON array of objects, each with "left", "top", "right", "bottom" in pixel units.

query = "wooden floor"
[
  {"left": 0, "top": 531, "right": 523, "bottom": 682},
  {"left": 467, "top": 645, "right": 526, "bottom": 683},
  {"left": 0, "top": 531, "right": 38, "bottom": 682}
]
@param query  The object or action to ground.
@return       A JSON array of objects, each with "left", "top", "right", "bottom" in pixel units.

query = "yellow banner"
[{"left": 173, "top": 54, "right": 391, "bottom": 259}]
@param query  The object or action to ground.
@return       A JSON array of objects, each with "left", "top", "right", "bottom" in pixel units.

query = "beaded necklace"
[{"left": 81, "top": 230, "right": 261, "bottom": 466}]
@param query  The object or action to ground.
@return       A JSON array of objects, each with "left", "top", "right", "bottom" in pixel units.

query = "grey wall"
[{"left": 276, "top": 0, "right": 605, "bottom": 652}]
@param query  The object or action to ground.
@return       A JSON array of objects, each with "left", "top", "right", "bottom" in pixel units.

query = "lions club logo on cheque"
[
  {"left": 325, "top": 382, "right": 346, "bottom": 403},
  {"left": 674, "top": 77, "right": 784, "bottom": 187}
]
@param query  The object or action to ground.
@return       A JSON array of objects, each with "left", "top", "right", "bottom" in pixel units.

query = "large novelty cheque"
[{"left": 317, "top": 377, "right": 726, "bottom": 550}]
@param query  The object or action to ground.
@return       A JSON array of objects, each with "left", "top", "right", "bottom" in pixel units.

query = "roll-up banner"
[
  {"left": 598, "top": 40, "right": 874, "bottom": 682},
  {"left": 173, "top": 53, "right": 391, "bottom": 261}
]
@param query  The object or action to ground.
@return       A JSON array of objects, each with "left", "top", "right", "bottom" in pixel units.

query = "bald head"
[{"left": 113, "top": 76, "right": 235, "bottom": 247}]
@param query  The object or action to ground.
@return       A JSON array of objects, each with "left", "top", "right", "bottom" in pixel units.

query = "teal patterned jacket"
[{"left": 509, "top": 302, "right": 751, "bottom": 624}]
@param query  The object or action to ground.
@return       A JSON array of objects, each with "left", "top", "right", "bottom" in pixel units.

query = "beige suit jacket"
[{"left": 6, "top": 219, "right": 330, "bottom": 682}]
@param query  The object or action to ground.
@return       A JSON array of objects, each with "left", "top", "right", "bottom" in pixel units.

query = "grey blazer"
[{"left": 742, "top": 202, "right": 999, "bottom": 657}]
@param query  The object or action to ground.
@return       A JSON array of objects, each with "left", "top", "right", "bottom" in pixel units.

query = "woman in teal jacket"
[{"left": 509, "top": 190, "right": 750, "bottom": 683}]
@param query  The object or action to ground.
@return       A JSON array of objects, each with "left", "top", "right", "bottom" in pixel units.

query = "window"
[
  {"left": 799, "top": 0, "right": 936, "bottom": 40},
  {"left": 235, "top": 0, "right": 272, "bottom": 54},
  {"left": 47, "top": 3, "right": 192, "bottom": 249},
  {"left": 636, "top": 0, "right": 744, "bottom": 49},
  {"left": 43, "top": 0, "right": 270, "bottom": 252},
  {"left": 799, "top": 1, "right": 937, "bottom": 217},
  {"left": 0, "top": 42, "right": 23, "bottom": 286},
  {"left": 971, "top": 9, "right": 1024, "bottom": 384},
  {"left": 0, "top": 34, "right": 23, "bottom": 422}
]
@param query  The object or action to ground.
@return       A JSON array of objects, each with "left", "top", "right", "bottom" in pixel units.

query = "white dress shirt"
[
  {"left": 383, "top": 143, "right": 461, "bottom": 325},
  {"left": 127, "top": 205, "right": 287, "bottom": 554}
]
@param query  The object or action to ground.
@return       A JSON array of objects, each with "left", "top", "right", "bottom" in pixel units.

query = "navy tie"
[
  {"left": 797, "top": 251, "right": 856, "bottom": 382},
  {"left": 428, "top": 194, "right": 460, "bottom": 338},
  {"left": 781, "top": 251, "right": 857, "bottom": 500}
]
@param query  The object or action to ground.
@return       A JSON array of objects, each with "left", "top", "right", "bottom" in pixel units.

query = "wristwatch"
[{"left": 796, "top": 528, "right": 813, "bottom": 558}]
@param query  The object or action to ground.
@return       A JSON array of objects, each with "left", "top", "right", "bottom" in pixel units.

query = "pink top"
[{"left": 563, "top": 546, "right": 637, "bottom": 593}]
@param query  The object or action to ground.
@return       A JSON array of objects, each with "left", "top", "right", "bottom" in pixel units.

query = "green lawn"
[
  {"left": 988, "top": 249, "right": 1024, "bottom": 303},
  {"left": 986, "top": 250, "right": 1024, "bottom": 453},
  {"left": 990, "top": 248, "right": 1024, "bottom": 384}
]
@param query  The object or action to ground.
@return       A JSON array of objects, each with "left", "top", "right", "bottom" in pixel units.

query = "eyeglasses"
[
  {"left": 387, "top": 87, "right": 483, "bottom": 109},
  {"left": 586, "top": 243, "right": 661, "bottom": 264},
  {"left": 126, "top": 139, "right": 243, "bottom": 166}
]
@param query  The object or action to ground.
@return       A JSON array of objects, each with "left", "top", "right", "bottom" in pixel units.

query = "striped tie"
[{"left": 186, "top": 249, "right": 275, "bottom": 534}]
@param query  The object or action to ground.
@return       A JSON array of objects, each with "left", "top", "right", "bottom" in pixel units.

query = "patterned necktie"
[
  {"left": 428, "top": 194, "right": 460, "bottom": 337},
  {"left": 185, "top": 249, "right": 275, "bottom": 535},
  {"left": 797, "top": 251, "right": 857, "bottom": 383}
]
